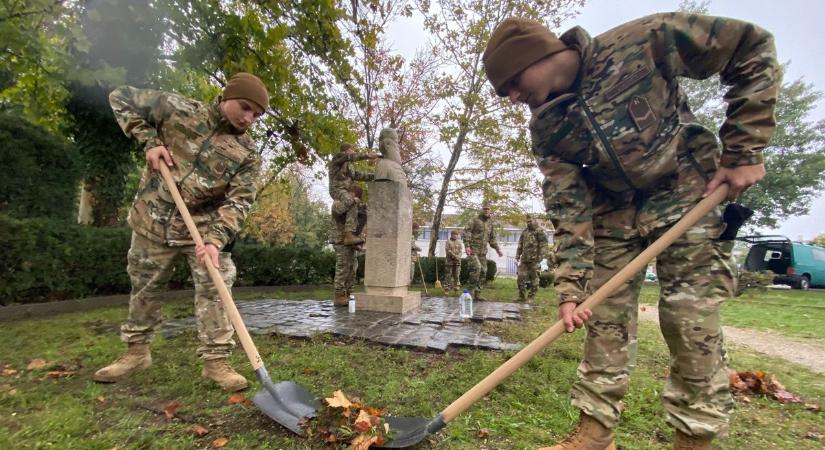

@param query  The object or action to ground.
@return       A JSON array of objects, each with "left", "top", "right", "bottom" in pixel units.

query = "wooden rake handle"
[
  {"left": 158, "top": 164, "right": 264, "bottom": 370},
  {"left": 439, "top": 184, "right": 730, "bottom": 423}
]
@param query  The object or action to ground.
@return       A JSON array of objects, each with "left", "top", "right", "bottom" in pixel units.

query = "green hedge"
[
  {"left": 410, "top": 257, "right": 496, "bottom": 285},
  {"left": 0, "top": 215, "right": 335, "bottom": 305},
  {"left": 0, "top": 113, "right": 82, "bottom": 221}
]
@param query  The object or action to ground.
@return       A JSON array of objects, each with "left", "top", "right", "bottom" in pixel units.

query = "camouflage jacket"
[
  {"left": 328, "top": 153, "right": 375, "bottom": 197},
  {"left": 464, "top": 215, "right": 500, "bottom": 256},
  {"left": 530, "top": 13, "right": 780, "bottom": 303},
  {"left": 110, "top": 86, "right": 261, "bottom": 249},
  {"left": 516, "top": 227, "right": 548, "bottom": 263},
  {"left": 445, "top": 238, "right": 463, "bottom": 264}
]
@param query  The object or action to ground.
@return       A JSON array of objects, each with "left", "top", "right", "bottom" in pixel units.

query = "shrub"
[
  {"left": 0, "top": 214, "right": 335, "bottom": 305},
  {"left": 0, "top": 113, "right": 82, "bottom": 221}
]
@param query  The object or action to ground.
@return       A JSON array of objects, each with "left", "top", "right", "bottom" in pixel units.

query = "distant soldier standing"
[
  {"left": 331, "top": 185, "right": 366, "bottom": 306},
  {"left": 444, "top": 229, "right": 464, "bottom": 294},
  {"left": 464, "top": 204, "right": 503, "bottom": 301},
  {"left": 410, "top": 223, "right": 422, "bottom": 283},
  {"left": 484, "top": 11, "right": 779, "bottom": 450},
  {"left": 516, "top": 214, "right": 548, "bottom": 302},
  {"left": 94, "top": 73, "right": 269, "bottom": 392}
]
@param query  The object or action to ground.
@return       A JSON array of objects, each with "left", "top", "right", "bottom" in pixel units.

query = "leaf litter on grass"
[{"left": 299, "top": 389, "right": 391, "bottom": 449}]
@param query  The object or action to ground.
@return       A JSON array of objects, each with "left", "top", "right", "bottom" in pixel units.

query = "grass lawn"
[
  {"left": 639, "top": 283, "right": 825, "bottom": 340},
  {"left": 1, "top": 279, "right": 823, "bottom": 449}
]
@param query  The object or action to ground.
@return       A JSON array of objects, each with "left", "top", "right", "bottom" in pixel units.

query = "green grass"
[
  {"left": 639, "top": 284, "right": 825, "bottom": 340},
  {"left": 1, "top": 280, "right": 824, "bottom": 449}
]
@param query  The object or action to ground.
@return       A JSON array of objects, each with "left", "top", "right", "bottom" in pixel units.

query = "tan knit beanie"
[
  {"left": 223, "top": 72, "right": 269, "bottom": 113},
  {"left": 483, "top": 18, "right": 568, "bottom": 97}
]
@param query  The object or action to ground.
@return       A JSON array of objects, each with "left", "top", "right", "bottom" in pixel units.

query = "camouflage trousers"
[
  {"left": 467, "top": 253, "right": 488, "bottom": 293},
  {"left": 330, "top": 188, "right": 361, "bottom": 235},
  {"left": 570, "top": 206, "right": 736, "bottom": 439},
  {"left": 334, "top": 244, "right": 358, "bottom": 296},
  {"left": 517, "top": 261, "right": 540, "bottom": 300},
  {"left": 121, "top": 232, "right": 237, "bottom": 360},
  {"left": 444, "top": 262, "right": 461, "bottom": 290}
]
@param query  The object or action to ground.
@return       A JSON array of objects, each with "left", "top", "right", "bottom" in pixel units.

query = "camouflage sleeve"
[
  {"left": 651, "top": 12, "right": 781, "bottom": 167},
  {"left": 487, "top": 225, "right": 500, "bottom": 251},
  {"left": 540, "top": 157, "right": 594, "bottom": 304},
  {"left": 204, "top": 153, "right": 262, "bottom": 249},
  {"left": 464, "top": 219, "right": 478, "bottom": 252},
  {"left": 538, "top": 231, "right": 549, "bottom": 260},
  {"left": 516, "top": 232, "right": 524, "bottom": 259},
  {"left": 108, "top": 86, "right": 168, "bottom": 151}
]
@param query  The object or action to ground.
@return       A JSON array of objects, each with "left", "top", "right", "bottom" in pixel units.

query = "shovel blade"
[
  {"left": 377, "top": 416, "right": 433, "bottom": 448},
  {"left": 252, "top": 380, "right": 320, "bottom": 434}
]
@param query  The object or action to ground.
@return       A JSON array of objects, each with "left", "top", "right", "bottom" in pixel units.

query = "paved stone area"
[{"left": 160, "top": 297, "right": 530, "bottom": 352}]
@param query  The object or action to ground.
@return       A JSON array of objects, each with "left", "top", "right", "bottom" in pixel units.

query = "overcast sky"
[{"left": 383, "top": 0, "right": 825, "bottom": 240}]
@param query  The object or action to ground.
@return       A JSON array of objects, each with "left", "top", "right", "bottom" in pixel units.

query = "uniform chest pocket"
[
  {"left": 530, "top": 96, "right": 597, "bottom": 165},
  {"left": 204, "top": 144, "right": 247, "bottom": 181}
]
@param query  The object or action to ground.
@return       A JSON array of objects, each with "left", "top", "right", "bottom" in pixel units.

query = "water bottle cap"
[{"left": 463, "top": 289, "right": 469, "bottom": 293}]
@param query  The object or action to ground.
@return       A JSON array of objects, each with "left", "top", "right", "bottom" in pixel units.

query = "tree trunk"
[{"left": 428, "top": 125, "right": 469, "bottom": 257}]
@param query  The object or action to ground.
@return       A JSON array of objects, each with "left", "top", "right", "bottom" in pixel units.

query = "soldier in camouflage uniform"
[
  {"left": 93, "top": 73, "right": 270, "bottom": 392},
  {"left": 516, "top": 215, "right": 548, "bottom": 302},
  {"left": 484, "top": 12, "right": 779, "bottom": 450},
  {"left": 464, "top": 204, "right": 504, "bottom": 301},
  {"left": 332, "top": 185, "right": 366, "bottom": 305},
  {"left": 328, "top": 143, "right": 379, "bottom": 247},
  {"left": 444, "top": 229, "right": 464, "bottom": 294},
  {"left": 410, "top": 223, "right": 422, "bottom": 283}
]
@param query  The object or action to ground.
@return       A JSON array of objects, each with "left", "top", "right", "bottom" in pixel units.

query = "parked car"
[{"left": 739, "top": 235, "right": 825, "bottom": 290}]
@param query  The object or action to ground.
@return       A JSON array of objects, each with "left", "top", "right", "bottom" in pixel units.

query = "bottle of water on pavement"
[
  {"left": 459, "top": 289, "right": 473, "bottom": 319},
  {"left": 348, "top": 294, "right": 356, "bottom": 313}
]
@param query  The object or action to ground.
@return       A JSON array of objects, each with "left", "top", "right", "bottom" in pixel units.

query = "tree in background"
[{"left": 418, "top": 0, "right": 584, "bottom": 256}]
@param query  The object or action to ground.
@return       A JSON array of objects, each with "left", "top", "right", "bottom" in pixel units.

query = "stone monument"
[{"left": 355, "top": 128, "right": 422, "bottom": 313}]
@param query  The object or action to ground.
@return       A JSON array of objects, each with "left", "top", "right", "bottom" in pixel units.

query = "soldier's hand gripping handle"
[{"left": 146, "top": 145, "right": 174, "bottom": 171}]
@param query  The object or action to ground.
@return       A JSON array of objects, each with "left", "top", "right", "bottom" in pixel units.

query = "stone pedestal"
[{"left": 355, "top": 180, "right": 421, "bottom": 314}]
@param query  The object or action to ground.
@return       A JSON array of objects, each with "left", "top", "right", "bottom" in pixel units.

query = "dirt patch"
[{"left": 639, "top": 305, "right": 825, "bottom": 374}]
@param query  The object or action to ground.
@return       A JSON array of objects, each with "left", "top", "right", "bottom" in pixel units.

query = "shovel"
[
  {"left": 158, "top": 164, "right": 319, "bottom": 434},
  {"left": 378, "top": 184, "right": 731, "bottom": 447}
]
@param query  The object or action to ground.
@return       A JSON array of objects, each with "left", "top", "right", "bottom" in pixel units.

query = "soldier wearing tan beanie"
[{"left": 222, "top": 72, "right": 269, "bottom": 114}]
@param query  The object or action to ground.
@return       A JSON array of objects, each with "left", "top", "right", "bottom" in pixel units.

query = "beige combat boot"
[
  {"left": 674, "top": 431, "right": 712, "bottom": 450},
  {"left": 538, "top": 413, "right": 616, "bottom": 450},
  {"left": 93, "top": 343, "right": 152, "bottom": 382},
  {"left": 334, "top": 293, "right": 349, "bottom": 306},
  {"left": 202, "top": 359, "right": 248, "bottom": 392},
  {"left": 341, "top": 231, "right": 364, "bottom": 246}
]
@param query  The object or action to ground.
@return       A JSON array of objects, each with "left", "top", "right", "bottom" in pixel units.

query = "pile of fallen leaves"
[
  {"left": 299, "top": 390, "right": 391, "bottom": 449},
  {"left": 729, "top": 370, "right": 820, "bottom": 410}
]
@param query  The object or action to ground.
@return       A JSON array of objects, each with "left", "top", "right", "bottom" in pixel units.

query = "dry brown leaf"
[
  {"left": 1, "top": 368, "right": 18, "bottom": 377},
  {"left": 193, "top": 425, "right": 210, "bottom": 436},
  {"left": 349, "top": 434, "right": 379, "bottom": 450},
  {"left": 47, "top": 370, "right": 74, "bottom": 379},
  {"left": 106, "top": 447, "right": 119, "bottom": 450},
  {"left": 302, "top": 367, "right": 316, "bottom": 375},
  {"left": 96, "top": 396, "right": 106, "bottom": 403},
  {"left": 805, "top": 403, "right": 822, "bottom": 412},
  {"left": 227, "top": 393, "right": 247, "bottom": 405},
  {"left": 0, "top": 384, "right": 14, "bottom": 393},
  {"left": 477, "top": 428, "right": 491, "bottom": 439},
  {"left": 354, "top": 409, "right": 373, "bottom": 433},
  {"left": 163, "top": 401, "right": 181, "bottom": 420},
  {"left": 325, "top": 390, "right": 352, "bottom": 409},
  {"left": 27, "top": 358, "right": 47, "bottom": 370},
  {"left": 211, "top": 436, "right": 229, "bottom": 448}
]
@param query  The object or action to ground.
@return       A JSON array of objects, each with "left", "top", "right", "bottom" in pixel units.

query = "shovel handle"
[
  {"left": 158, "top": 164, "right": 264, "bottom": 370},
  {"left": 439, "top": 184, "right": 730, "bottom": 423}
]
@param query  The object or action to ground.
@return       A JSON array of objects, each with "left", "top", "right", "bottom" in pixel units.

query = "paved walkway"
[{"left": 160, "top": 297, "right": 530, "bottom": 352}]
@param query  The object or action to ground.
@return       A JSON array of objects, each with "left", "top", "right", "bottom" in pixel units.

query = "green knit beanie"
[{"left": 483, "top": 18, "right": 568, "bottom": 97}]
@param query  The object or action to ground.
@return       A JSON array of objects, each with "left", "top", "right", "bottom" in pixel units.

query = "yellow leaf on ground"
[
  {"left": 349, "top": 434, "right": 379, "bottom": 450},
  {"left": 211, "top": 436, "right": 229, "bottom": 448},
  {"left": 1, "top": 369, "right": 18, "bottom": 376},
  {"left": 325, "top": 390, "right": 352, "bottom": 408},
  {"left": 27, "top": 358, "right": 47, "bottom": 370},
  {"left": 96, "top": 396, "right": 106, "bottom": 403}
]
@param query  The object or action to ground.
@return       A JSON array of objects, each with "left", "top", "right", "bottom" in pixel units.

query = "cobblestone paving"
[{"left": 160, "top": 297, "right": 530, "bottom": 352}]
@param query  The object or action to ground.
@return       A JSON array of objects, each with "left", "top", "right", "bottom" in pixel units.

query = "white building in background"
[{"left": 414, "top": 217, "right": 555, "bottom": 276}]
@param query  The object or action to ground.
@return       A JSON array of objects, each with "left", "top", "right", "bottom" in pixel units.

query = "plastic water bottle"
[
  {"left": 348, "top": 295, "right": 356, "bottom": 313},
  {"left": 459, "top": 289, "right": 473, "bottom": 319}
]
